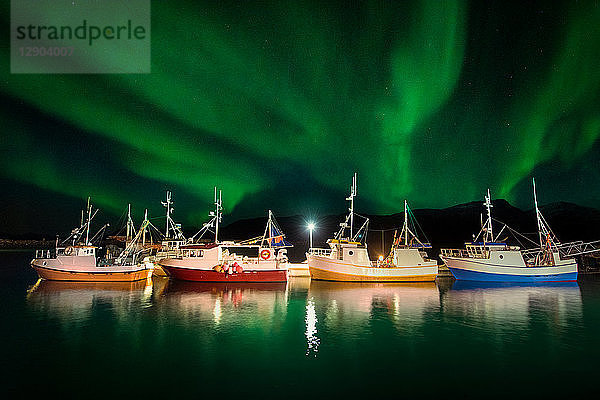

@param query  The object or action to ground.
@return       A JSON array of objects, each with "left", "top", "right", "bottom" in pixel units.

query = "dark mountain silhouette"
[
  {"left": 5, "top": 200, "right": 600, "bottom": 270},
  {"left": 209, "top": 199, "right": 600, "bottom": 264}
]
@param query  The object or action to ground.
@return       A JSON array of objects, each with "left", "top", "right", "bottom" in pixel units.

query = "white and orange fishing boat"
[
  {"left": 159, "top": 188, "right": 292, "bottom": 282},
  {"left": 307, "top": 174, "right": 437, "bottom": 282},
  {"left": 31, "top": 199, "right": 153, "bottom": 282},
  {"left": 378, "top": 200, "right": 438, "bottom": 280}
]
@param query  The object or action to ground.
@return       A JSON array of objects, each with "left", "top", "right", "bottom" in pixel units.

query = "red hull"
[{"left": 160, "top": 264, "right": 287, "bottom": 282}]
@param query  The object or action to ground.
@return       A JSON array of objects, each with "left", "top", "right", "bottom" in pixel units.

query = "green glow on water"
[{"left": 4, "top": 246, "right": 597, "bottom": 399}]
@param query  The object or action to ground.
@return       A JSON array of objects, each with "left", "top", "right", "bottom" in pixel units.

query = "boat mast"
[
  {"left": 85, "top": 197, "right": 91, "bottom": 245},
  {"left": 126, "top": 203, "right": 133, "bottom": 243},
  {"left": 162, "top": 190, "right": 173, "bottom": 239},
  {"left": 403, "top": 200, "right": 409, "bottom": 246},
  {"left": 142, "top": 209, "right": 148, "bottom": 246},
  {"left": 212, "top": 187, "right": 222, "bottom": 243},
  {"left": 484, "top": 189, "right": 494, "bottom": 243},
  {"left": 265, "top": 210, "right": 273, "bottom": 247},
  {"left": 346, "top": 173, "right": 357, "bottom": 239},
  {"left": 533, "top": 178, "right": 543, "bottom": 247}
]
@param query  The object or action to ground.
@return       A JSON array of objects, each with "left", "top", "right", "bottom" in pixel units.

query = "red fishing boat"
[{"left": 159, "top": 188, "right": 292, "bottom": 282}]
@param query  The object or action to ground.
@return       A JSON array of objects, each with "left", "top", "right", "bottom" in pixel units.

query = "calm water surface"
[{"left": 3, "top": 251, "right": 600, "bottom": 398}]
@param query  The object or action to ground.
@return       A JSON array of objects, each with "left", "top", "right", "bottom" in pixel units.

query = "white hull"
[
  {"left": 440, "top": 253, "right": 578, "bottom": 282},
  {"left": 31, "top": 257, "right": 152, "bottom": 282},
  {"left": 31, "top": 256, "right": 149, "bottom": 274},
  {"left": 308, "top": 254, "right": 437, "bottom": 282}
]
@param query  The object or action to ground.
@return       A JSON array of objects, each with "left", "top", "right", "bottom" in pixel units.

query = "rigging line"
[
  {"left": 146, "top": 221, "right": 165, "bottom": 237},
  {"left": 369, "top": 225, "right": 405, "bottom": 232},
  {"left": 114, "top": 211, "right": 127, "bottom": 231},
  {"left": 491, "top": 219, "right": 538, "bottom": 248},
  {"left": 408, "top": 206, "right": 430, "bottom": 244},
  {"left": 351, "top": 212, "right": 370, "bottom": 222},
  {"left": 538, "top": 212, "right": 560, "bottom": 242},
  {"left": 90, "top": 223, "right": 110, "bottom": 244}
]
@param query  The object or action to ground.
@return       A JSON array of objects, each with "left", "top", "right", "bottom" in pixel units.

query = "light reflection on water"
[
  {"left": 18, "top": 262, "right": 595, "bottom": 398},
  {"left": 305, "top": 297, "right": 319, "bottom": 356},
  {"left": 442, "top": 281, "right": 582, "bottom": 330},
  {"left": 306, "top": 281, "right": 442, "bottom": 342},
  {"left": 24, "top": 278, "right": 584, "bottom": 354},
  {"left": 26, "top": 278, "right": 153, "bottom": 324},
  {"left": 154, "top": 280, "right": 289, "bottom": 330}
]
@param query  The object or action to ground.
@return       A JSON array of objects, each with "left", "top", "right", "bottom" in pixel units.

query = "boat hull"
[
  {"left": 152, "top": 263, "right": 169, "bottom": 277},
  {"left": 31, "top": 264, "right": 152, "bottom": 282},
  {"left": 308, "top": 255, "right": 437, "bottom": 282},
  {"left": 159, "top": 264, "right": 287, "bottom": 282},
  {"left": 287, "top": 263, "right": 311, "bottom": 277},
  {"left": 441, "top": 256, "right": 578, "bottom": 282}
]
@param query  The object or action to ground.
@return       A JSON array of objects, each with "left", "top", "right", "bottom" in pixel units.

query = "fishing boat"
[
  {"left": 159, "top": 188, "right": 292, "bottom": 282},
  {"left": 378, "top": 200, "right": 438, "bottom": 281},
  {"left": 307, "top": 174, "right": 437, "bottom": 282},
  {"left": 31, "top": 199, "right": 153, "bottom": 282},
  {"left": 109, "top": 202, "right": 163, "bottom": 265},
  {"left": 148, "top": 191, "right": 187, "bottom": 277},
  {"left": 439, "top": 181, "right": 578, "bottom": 282}
]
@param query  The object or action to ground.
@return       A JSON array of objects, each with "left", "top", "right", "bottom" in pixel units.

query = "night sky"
[{"left": 2, "top": 1, "right": 600, "bottom": 235}]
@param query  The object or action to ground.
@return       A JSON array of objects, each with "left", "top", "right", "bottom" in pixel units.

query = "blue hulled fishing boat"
[{"left": 440, "top": 180, "right": 578, "bottom": 282}]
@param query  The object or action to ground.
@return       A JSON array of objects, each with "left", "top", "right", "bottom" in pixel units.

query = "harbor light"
[{"left": 307, "top": 222, "right": 316, "bottom": 249}]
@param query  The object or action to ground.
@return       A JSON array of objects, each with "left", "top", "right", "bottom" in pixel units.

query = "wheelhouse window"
[{"left": 184, "top": 249, "right": 204, "bottom": 257}]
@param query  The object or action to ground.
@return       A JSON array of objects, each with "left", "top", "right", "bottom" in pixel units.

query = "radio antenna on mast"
[
  {"left": 211, "top": 187, "right": 223, "bottom": 243},
  {"left": 345, "top": 173, "right": 357, "bottom": 238}
]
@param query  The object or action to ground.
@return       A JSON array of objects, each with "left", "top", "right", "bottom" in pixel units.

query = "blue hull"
[
  {"left": 448, "top": 267, "right": 577, "bottom": 283},
  {"left": 451, "top": 280, "right": 579, "bottom": 290}
]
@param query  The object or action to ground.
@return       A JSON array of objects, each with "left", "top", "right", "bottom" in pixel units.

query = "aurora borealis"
[{"left": 2, "top": 1, "right": 600, "bottom": 235}]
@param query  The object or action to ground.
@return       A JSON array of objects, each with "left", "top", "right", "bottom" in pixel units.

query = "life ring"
[
  {"left": 64, "top": 246, "right": 74, "bottom": 256},
  {"left": 260, "top": 249, "right": 271, "bottom": 260}
]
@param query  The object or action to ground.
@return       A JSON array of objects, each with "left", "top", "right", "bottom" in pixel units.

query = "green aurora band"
[{"left": 1, "top": 1, "right": 600, "bottom": 229}]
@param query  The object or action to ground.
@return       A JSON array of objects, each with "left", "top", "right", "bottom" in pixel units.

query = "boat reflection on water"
[
  {"left": 287, "top": 276, "right": 311, "bottom": 292},
  {"left": 305, "top": 281, "right": 441, "bottom": 355},
  {"left": 308, "top": 280, "right": 440, "bottom": 317},
  {"left": 443, "top": 280, "right": 582, "bottom": 328},
  {"left": 26, "top": 278, "right": 154, "bottom": 321},
  {"left": 451, "top": 280, "right": 581, "bottom": 291},
  {"left": 156, "top": 280, "right": 288, "bottom": 327}
]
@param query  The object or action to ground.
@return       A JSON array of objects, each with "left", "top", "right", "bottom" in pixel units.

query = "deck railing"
[
  {"left": 35, "top": 249, "right": 56, "bottom": 259},
  {"left": 440, "top": 248, "right": 490, "bottom": 259},
  {"left": 308, "top": 248, "right": 332, "bottom": 257},
  {"left": 440, "top": 248, "right": 468, "bottom": 258}
]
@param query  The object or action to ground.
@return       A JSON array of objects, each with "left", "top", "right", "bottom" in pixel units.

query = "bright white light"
[{"left": 307, "top": 222, "right": 315, "bottom": 231}]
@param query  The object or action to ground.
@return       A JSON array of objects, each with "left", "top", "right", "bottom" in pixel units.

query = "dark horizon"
[{"left": 4, "top": 194, "right": 598, "bottom": 241}]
